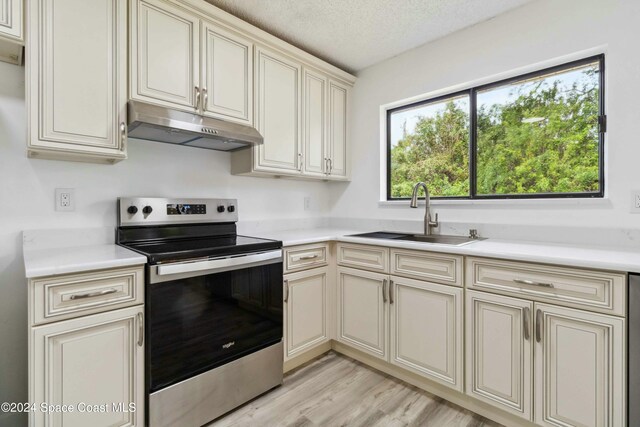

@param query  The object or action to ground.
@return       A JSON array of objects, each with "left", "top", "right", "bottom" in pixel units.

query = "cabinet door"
[
  {"left": 302, "top": 68, "right": 327, "bottom": 177},
  {"left": 132, "top": 0, "right": 199, "bottom": 110},
  {"left": 0, "top": 0, "right": 22, "bottom": 41},
  {"left": 27, "top": 0, "right": 127, "bottom": 161},
  {"left": 31, "top": 306, "right": 144, "bottom": 427},
  {"left": 534, "top": 303, "right": 625, "bottom": 427},
  {"left": 327, "top": 79, "right": 348, "bottom": 179},
  {"left": 284, "top": 267, "right": 329, "bottom": 360},
  {"left": 390, "top": 276, "right": 463, "bottom": 391},
  {"left": 466, "top": 290, "right": 533, "bottom": 420},
  {"left": 201, "top": 22, "right": 253, "bottom": 124},
  {"left": 337, "top": 267, "right": 388, "bottom": 360},
  {"left": 254, "top": 45, "right": 302, "bottom": 173}
]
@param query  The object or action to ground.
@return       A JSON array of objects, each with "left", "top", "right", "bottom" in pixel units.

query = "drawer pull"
[
  {"left": 514, "top": 279, "right": 554, "bottom": 288},
  {"left": 298, "top": 254, "right": 319, "bottom": 261},
  {"left": 69, "top": 288, "right": 118, "bottom": 300},
  {"left": 523, "top": 307, "right": 530, "bottom": 341}
]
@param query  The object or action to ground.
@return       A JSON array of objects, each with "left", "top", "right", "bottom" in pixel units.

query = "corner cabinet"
[
  {"left": 27, "top": 0, "right": 128, "bottom": 163},
  {"left": 231, "top": 49, "right": 351, "bottom": 181}
]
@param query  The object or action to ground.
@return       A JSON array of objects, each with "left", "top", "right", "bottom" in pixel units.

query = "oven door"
[{"left": 147, "top": 250, "right": 283, "bottom": 393}]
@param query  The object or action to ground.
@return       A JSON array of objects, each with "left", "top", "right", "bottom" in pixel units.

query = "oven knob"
[
  {"left": 142, "top": 206, "right": 153, "bottom": 215},
  {"left": 227, "top": 205, "right": 235, "bottom": 213},
  {"left": 127, "top": 206, "right": 138, "bottom": 215},
  {"left": 217, "top": 205, "right": 226, "bottom": 213}
]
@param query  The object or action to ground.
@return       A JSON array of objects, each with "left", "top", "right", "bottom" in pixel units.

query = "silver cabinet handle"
[
  {"left": 195, "top": 86, "right": 201, "bottom": 110},
  {"left": 203, "top": 87, "right": 208, "bottom": 110},
  {"left": 283, "top": 279, "right": 289, "bottom": 303},
  {"left": 328, "top": 158, "right": 333, "bottom": 174},
  {"left": 137, "top": 312, "right": 144, "bottom": 347},
  {"left": 69, "top": 288, "right": 117, "bottom": 300},
  {"left": 523, "top": 307, "right": 530, "bottom": 341},
  {"left": 382, "top": 279, "right": 387, "bottom": 303},
  {"left": 298, "top": 153, "right": 303, "bottom": 171},
  {"left": 535, "top": 309, "right": 543, "bottom": 343},
  {"left": 514, "top": 279, "right": 554, "bottom": 288},
  {"left": 324, "top": 157, "right": 328, "bottom": 175},
  {"left": 298, "top": 254, "right": 319, "bottom": 261},
  {"left": 119, "top": 122, "right": 127, "bottom": 152},
  {"left": 389, "top": 280, "right": 394, "bottom": 305}
]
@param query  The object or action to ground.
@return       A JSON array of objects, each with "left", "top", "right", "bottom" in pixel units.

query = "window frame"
[{"left": 386, "top": 54, "right": 606, "bottom": 201}]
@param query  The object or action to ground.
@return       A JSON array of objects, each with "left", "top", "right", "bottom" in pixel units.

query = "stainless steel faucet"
[{"left": 410, "top": 182, "right": 439, "bottom": 235}]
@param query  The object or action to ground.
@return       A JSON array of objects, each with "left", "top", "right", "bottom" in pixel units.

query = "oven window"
[{"left": 147, "top": 263, "right": 283, "bottom": 392}]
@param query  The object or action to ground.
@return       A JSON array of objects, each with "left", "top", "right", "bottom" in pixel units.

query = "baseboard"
[
  {"left": 331, "top": 341, "right": 537, "bottom": 427},
  {"left": 284, "top": 341, "right": 332, "bottom": 373}
]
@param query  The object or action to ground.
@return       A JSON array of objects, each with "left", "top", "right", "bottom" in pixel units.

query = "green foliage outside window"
[{"left": 389, "top": 59, "right": 602, "bottom": 199}]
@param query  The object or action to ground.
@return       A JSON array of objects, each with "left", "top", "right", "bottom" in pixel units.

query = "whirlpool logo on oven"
[{"left": 222, "top": 341, "right": 235, "bottom": 349}]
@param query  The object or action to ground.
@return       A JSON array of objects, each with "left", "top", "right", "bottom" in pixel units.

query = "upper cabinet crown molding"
[{"left": 27, "top": 0, "right": 128, "bottom": 163}]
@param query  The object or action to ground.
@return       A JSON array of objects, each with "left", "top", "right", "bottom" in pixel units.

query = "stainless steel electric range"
[{"left": 116, "top": 197, "right": 283, "bottom": 427}]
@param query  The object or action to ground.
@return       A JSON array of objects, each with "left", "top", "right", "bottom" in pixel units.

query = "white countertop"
[
  {"left": 24, "top": 244, "right": 147, "bottom": 279},
  {"left": 253, "top": 227, "right": 640, "bottom": 273}
]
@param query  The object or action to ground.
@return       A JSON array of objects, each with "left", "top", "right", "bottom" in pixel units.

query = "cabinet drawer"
[
  {"left": 337, "top": 244, "right": 389, "bottom": 273},
  {"left": 391, "top": 249, "right": 462, "bottom": 286},
  {"left": 466, "top": 257, "right": 626, "bottom": 316},
  {"left": 30, "top": 266, "right": 145, "bottom": 325},
  {"left": 284, "top": 243, "right": 328, "bottom": 273}
]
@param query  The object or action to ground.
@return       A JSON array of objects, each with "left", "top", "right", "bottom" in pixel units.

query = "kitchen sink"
[{"left": 349, "top": 231, "right": 484, "bottom": 246}]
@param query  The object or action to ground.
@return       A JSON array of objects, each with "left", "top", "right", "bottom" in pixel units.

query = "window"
[{"left": 387, "top": 55, "right": 605, "bottom": 200}]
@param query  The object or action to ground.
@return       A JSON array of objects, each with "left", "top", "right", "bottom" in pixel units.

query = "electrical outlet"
[
  {"left": 55, "top": 188, "right": 75, "bottom": 212},
  {"left": 304, "top": 196, "right": 311, "bottom": 211}
]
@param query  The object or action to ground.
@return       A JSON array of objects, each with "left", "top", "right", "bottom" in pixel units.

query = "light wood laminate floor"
[{"left": 209, "top": 351, "right": 502, "bottom": 427}]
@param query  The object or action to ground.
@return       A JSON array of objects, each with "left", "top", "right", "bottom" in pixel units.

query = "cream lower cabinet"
[
  {"left": 336, "top": 267, "right": 388, "bottom": 360},
  {"left": 535, "top": 303, "right": 625, "bottom": 427},
  {"left": 31, "top": 306, "right": 144, "bottom": 427},
  {"left": 27, "top": 0, "right": 128, "bottom": 163},
  {"left": 390, "top": 276, "right": 463, "bottom": 391},
  {"left": 467, "top": 290, "right": 625, "bottom": 426},
  {"left": 466, "top": 291, "right": 533, "bottom": 420},
  {"left": 284, "top": 267, "right": 330, "bottom": 360}
]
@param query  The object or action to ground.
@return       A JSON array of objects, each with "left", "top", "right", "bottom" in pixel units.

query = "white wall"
[
  {"left": 0, "top": 61, "right": 331, "bottom": 426},
  {"left": 331, "top": 0, "right": 640, "bottom": 230}
]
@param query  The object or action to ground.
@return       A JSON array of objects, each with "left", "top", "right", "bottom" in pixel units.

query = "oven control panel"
[{"left": 119, "top": 198, "right": 238, "bottom": 226}]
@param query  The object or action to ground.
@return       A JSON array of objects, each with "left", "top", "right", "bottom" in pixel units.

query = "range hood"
[{"left": 127, "top": 100, "right": 263, "bottom": 151}]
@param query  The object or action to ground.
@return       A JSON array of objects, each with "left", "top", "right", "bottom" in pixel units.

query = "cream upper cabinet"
[
  {"left": 534, "top": 303, "right": 625, "bottom": 427},
  {"left": 27, "top": 0, "right": 127, "bottom": 163},
  {"left": 390, "top": 276, "right": 463, "bottom": 391},
  {"left": 252, "top": 45, "right": 302, "bottom": 173},
  {"left": 327, "top": 79, "right": 349, "bottom": 179},
  {"left": 0, "top": 0, "right": 21, "bottom": 40},
  {"left": 302, "top": 68, "right": 327, "bottom": 177},
  {"left": 466, "top": 290, "right": 533, "bottom": 421},
  {"left": 0, "top": 0, "right": 23, "bottom": 64},
  {"left": 31, "top": 306, "right": 144, "bottom": 427},
  {"left": 131, "top": 0, "right": 199, "bottom": 111},
  {"left": 337, "top": 267, "right": 388, "bottom": 360},
  {"left": 201, "top": 21, "right": 253, "bottom": 124},
  {"left": 284, "top": 267, "right": 329, "bottom": 360}
]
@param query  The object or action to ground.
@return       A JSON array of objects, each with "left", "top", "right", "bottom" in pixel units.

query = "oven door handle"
[{"left": 156, "top": 250, "right": 282, "bottom": 276}]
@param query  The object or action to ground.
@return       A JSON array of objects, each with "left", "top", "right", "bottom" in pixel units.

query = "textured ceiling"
[{"left": 205, "top": 0, "right": 533, "bottom": 73}]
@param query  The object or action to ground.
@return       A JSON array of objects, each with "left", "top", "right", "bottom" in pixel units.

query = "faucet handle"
[{"left": 429, "top": 212, "right": 439, "bottom": 227}]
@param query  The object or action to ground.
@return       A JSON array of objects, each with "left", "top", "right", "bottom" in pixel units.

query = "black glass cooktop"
[{"left": 118, "top": 223, "right": 281, "bottom": 264}]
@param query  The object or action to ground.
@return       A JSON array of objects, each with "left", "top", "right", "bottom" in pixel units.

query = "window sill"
[{"left": 378, "top": 197, "right": 611, "bottom": 208}]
